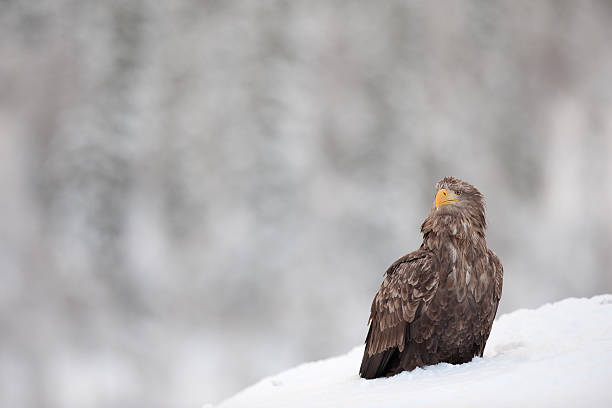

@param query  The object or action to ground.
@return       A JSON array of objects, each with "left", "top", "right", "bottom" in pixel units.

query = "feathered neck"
[{"left": 420, "top": 209, "right": 487, "bottom": 252}]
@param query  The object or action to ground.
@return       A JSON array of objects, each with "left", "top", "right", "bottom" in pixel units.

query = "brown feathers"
[{"left": 359, "top": 177, "right": 503, "bottom": 379}]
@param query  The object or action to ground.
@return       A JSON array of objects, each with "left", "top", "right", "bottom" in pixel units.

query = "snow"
[{"left": 214, "top": 295, "right": 612, "bottom": 408}]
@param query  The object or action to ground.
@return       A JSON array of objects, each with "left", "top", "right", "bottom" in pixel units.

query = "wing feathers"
[
  {"left": 363, "top": 250, "right": 438, "bottom": 358},
  {"left": 489, "top": 249, "right": 503, "bottom": 300}
]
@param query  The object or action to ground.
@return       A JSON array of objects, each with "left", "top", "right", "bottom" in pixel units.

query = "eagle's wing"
[
  {"left": 489, "top": 249, "right": 503, "bottom": 302},
  {"left": 359, "top": 250, "right": 439, "bottom": 379}
]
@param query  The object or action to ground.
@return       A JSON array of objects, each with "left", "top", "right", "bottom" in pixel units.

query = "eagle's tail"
[
  {"left": 359, "top": 324, "right": 400, "bottom": 379},
  {"left": 360, "top": 324, "right": 427, "bottom": 379},
  {"left": 360, "top": 346, "right": 398, "bottom": 379}
]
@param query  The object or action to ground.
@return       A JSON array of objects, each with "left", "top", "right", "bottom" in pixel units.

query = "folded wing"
[{"left": 359, "top": 250, "right": 439, "bottom": 378}]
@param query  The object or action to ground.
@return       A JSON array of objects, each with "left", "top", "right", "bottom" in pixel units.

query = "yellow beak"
[{"left": 435, "top": 189, "right": 458, "bottom": 209}]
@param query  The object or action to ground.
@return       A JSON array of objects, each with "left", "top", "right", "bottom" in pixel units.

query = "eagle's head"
[{"left": 423, "top": 176, "right": 487, "bottom": 236}]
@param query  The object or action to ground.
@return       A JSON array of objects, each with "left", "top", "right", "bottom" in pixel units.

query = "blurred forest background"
[{"left": 1, "top": 1, "right": 612, "bottom": 407}]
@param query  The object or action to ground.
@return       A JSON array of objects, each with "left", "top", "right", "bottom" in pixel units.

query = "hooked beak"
[{"left": 435, "top": 189, "right": 458, "bottom": 209}]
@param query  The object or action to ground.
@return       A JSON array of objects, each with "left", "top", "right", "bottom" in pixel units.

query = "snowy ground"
[{"left": 214, "top": 295, "right": 612, "bottom": 408}]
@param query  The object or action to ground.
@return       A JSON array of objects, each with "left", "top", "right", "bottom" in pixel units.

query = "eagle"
[{"left": 359, "top": 176, "right": 503, "bottom": 379}]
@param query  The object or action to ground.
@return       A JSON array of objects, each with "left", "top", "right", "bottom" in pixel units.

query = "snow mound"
[{"left": 215, "top": 295, "right": 612, "bottom": 408}]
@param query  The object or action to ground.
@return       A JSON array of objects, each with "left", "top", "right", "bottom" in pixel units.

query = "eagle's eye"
[{"left": 455, "top": 190, "right": 462, "bottom": 196}]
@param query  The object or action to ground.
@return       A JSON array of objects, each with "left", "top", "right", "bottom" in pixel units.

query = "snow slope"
[{"left": 215, "top": 295, "right": 612, "bottom": 408}]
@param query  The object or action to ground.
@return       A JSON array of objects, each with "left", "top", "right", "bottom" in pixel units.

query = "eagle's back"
[{"left": 359, "top": 241, "right": 503, "bottom": 379}]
